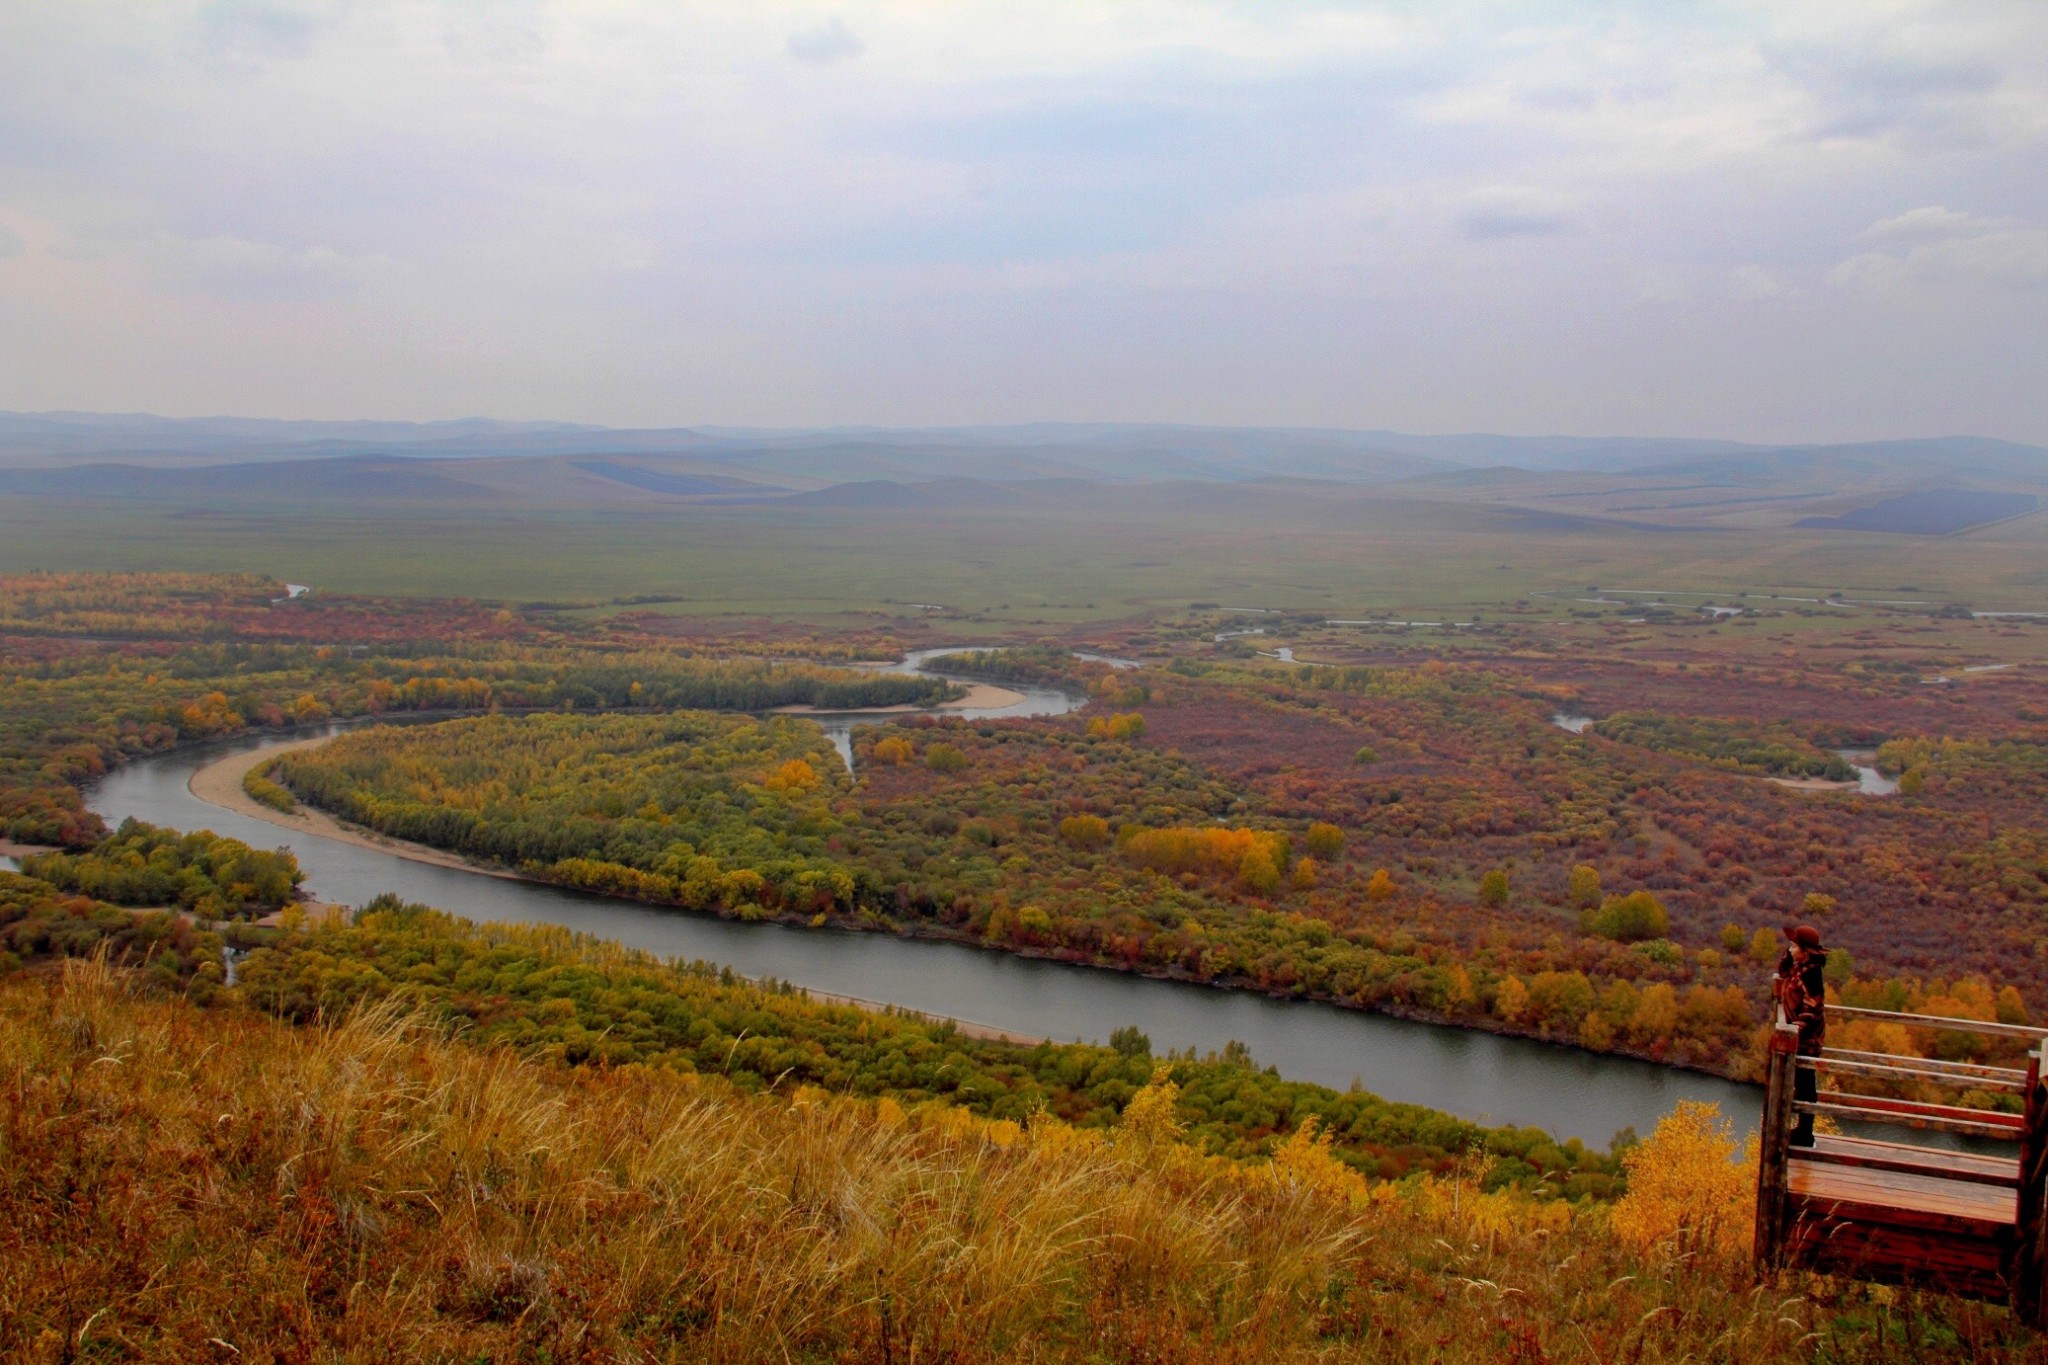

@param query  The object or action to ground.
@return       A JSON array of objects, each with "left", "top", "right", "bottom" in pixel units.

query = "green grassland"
[{"left": 2, "top": 487, "right": 2043, "bottom": 628}]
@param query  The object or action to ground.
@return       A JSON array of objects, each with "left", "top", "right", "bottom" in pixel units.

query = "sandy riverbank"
[
  {"left": 946, "top": 682, "right": 1027, "bottom": 709},
  {"left": 188, "top": 739, "right": 531, "bottom": 882},
  {"left": 770, "top": 681, "right": 1026, "bottom": 715},
  {"left": 0, "top": 840, "right": 60, "bottom": 860},
  {"left": 186, "top": 737, "right": 1047, "bottom": 1046},
  {"left": 1764, "top": 776, "right": 1861, "bottom": 792}
]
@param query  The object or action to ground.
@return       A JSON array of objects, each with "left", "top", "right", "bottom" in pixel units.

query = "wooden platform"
[
  {"left": 1752, "top": 999, "right": 2048, "bottom": 1321},
  {"left": 1785, "top": 1141, "right": 2019, "bottom": 1300}
]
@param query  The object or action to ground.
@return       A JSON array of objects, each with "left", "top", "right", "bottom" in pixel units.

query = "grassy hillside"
[{"left": 3, "top": 951, "right": 2034, "bottom": 1361}]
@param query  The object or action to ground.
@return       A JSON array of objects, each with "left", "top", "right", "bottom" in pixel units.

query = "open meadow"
[{"left": 3, "top": 470, "right": 2046, "bottom": 626}]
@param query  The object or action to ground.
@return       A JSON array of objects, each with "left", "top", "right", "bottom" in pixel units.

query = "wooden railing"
[{"left": 1754, "top": 991, "right": 2048, "bottom": 1323}]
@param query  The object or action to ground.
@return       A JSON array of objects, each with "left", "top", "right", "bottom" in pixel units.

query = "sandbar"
[
  {"left": 771, "top": 681, "right": 1026, "bottom": 715},
  {"left": 187, "top": 738, "right": 529, "bottom": 882}
]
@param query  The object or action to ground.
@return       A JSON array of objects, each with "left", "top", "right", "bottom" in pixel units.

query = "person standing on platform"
[{"left": 1777, "top": 924, "right": 1828, "bottom": 1147}]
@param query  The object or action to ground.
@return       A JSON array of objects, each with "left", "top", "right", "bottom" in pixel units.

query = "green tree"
[
  {"left": 1304, "top": 821, "right": 1345, "bottom": 860},
  {"left": 1580, "top": 891, "right": 1667, "bottom": 943}
]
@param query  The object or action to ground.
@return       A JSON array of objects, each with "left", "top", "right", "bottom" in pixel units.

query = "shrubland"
[
  {"left": 271, "top": 671, "right": 2042, "bottom": 1083},
  {"left": 5, "top": 572, "right": 2046, "bottom": 1088}
]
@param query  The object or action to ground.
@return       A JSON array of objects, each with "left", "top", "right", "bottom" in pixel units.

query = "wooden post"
[
  {"left": 1754, "top": 1000, "right": 1801, "bottom": 1273},
  {"left": 2014, "top": 1044, "right": 2048, "bottom": 1327}
]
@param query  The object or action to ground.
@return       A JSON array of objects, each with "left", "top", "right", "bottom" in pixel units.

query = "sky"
[{"left": 1, "top": 1, "right": 2045, "bottom": 443}]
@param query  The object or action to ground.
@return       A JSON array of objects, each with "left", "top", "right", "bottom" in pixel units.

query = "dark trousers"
[{"left": 1792, "top": 1061, "right": 1817, "bottom": 1147}]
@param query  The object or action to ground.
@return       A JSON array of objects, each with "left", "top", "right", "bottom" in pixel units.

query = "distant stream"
[{"left": 1552, "top": 715, "right": 1896, "bottom": 794}]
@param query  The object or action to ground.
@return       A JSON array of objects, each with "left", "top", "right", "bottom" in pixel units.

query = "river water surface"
[{"left": 84, "top": 658, "right": 1757, "bottom": 1145}]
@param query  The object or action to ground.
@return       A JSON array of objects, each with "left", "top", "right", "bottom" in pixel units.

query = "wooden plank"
[
  {"left": 1802, "top": 1101, "right": 2021, "bottom": 1140},
  {"left": 1789, "top": 1160, "right": 2019, "bottom": 1226},
  {"left": 1796, "top": 1145, "right": 2020, "bottom": 1190},
  {"left": 1786, "top": 1212, "right": 2010, "bottom": 1269},
  {"left": 1821, "top": 1046, "right": 2029, "bottom": 1082},
  {"left": 2016, "top": 1048, "right": 2047, "bottom": 1327},
  {"left": 1754, "top": 1016, "right": 1800, "bottom": 1270},
  {"left": 1810, "top": 1055, "right": 2028, "bottom": 1093},
  {"left": 1798, "top": 1093, "right": 2024, "bottom": 1134},
  {"left": 1784, "top": 1213, "right": 2011, "bottom": 1300},
  {"left": 1827, "top": 1005, "right": 2048, "bottom": 1041},
  {"left": 1813, "top": 1133, "right": 2019, "bottom": 1183},
  {"left": 1785, "top": 1199, "right": 2012, "bottom": 1266},
  {"left": 1808, "top": 1088, "right": 2026, "bottom": 1128}
]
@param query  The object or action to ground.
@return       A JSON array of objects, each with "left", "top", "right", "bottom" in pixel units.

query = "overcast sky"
[{"left": 2, "top": 1, "right": 2045, "bottom": 442}]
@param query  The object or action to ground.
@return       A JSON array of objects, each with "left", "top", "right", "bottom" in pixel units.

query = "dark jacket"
[{"left": 1776, "top": 948, "right": 1828, "bottom": 1053}]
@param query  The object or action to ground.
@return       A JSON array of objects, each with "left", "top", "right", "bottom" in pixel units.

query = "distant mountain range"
[
  {"left": 1, "top": 411, "right": 2042, "bottom": 535},
  {"left": 4, "top": 410, "right": 2039, "bottom": 478}
]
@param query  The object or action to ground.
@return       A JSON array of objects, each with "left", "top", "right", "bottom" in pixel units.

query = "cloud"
[
  {"left": 1461, "top": 209, "right": 1569, "bottom": 240},
  {"left": 1834, "top": 208, "right": 2048, "bottom": 293},
  {"left": 1, "top": 4, "right": 2045, "bottom": 438},
  {"left": 1632, "top": 270, "right": 1690, "bottom": 306},
  {"left": 1459, "top": 189, "right": 1575, "bottom": 241},
  {"left": 0, "top": 224, "right": 24, "bottom": 259},
  {"left": 141, "top": 231, "right": 389, "bottom": 298},
  {"left": 787, "top": 17, "right": 862, "bottom": 65},
  {"left": 1729, "top": 265, "right": 1795, "bottom": 299},
  {"left": 1771, "top": 43, "right": 2004, "bottom": 145},
  {"left": 192, "top": 0, "right": 334, "bottom": 65},
  {"left": 1859, "top": 205, "right": 2010, "bottom": 245}
]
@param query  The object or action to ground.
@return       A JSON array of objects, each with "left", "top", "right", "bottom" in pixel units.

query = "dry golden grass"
[{"left": 1, "top": 960, "right": 2036, "bottom": 1362}]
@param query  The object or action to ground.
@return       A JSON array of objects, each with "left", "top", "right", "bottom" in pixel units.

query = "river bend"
[{"left": 83, "top": 656, "right": 1754, "bottom": 1144}]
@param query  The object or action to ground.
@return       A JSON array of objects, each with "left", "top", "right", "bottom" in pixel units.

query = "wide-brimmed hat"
[{"left": 1782, "top": 924, "right": 1822, "bottom": 950}]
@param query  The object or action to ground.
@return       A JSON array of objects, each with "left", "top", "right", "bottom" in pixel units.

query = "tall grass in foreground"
[{"left": 1, "top": 961, "right": 2035, "bottom": 1362}]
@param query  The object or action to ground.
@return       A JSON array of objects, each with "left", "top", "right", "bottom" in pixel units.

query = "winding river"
[
  {"left": 809, "top": 647, "right": 1084, "bottom": 768},
  {"left": 1550, "top": 714, "right": 1898, "bottom": 796},
  {"left": 83, "top": 650, "right": 1756, "bottom": 1145}
]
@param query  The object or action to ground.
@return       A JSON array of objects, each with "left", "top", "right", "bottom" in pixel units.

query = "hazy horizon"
[{"left": 7, "top": 407, "right": 2044, "bottom": 455}]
